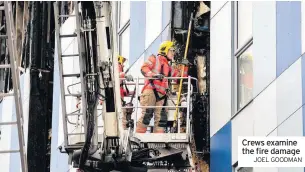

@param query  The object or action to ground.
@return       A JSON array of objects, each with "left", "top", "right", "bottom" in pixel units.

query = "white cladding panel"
[
  {"left": 210, "top": 1, "right": 227, "bottom": 18},
  {"left": 210, "top": 2, "right": 232, "bottom": 137},
  {"left": 276, "top": 58, "right": 302, "bottom": 126},
  {"left": 231, "top": 103, "right": 254, "bottom": 164},
  {"left": 252, "top": 1, "right": 277, "bottom": 96}
]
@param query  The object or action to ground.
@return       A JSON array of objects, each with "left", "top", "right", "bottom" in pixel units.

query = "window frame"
[
  {"left": 234, "top": 1, "right": 253, "bottom": 51},
  {"left": 232, "top": 1, "right": 254, "bottom": 113},
  {"left": 117, "top": 1, "right": 130, "bottom": 60},
  {"left": 117, "top": 1, "right": 130, "bottom": 31}
]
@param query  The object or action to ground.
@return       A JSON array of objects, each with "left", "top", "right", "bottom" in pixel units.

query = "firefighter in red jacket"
[
  {"left": 136, "top": 41, "right": 189, "bottom": 133},
  {"left": 118, "top": 55, "right": 133, "bottom": 130}
]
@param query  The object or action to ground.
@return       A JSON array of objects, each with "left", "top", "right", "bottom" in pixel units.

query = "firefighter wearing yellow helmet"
[
  {"left": 135, "top": 40, "right": 189, "bottom": 133},
  {"left": 118, "top": 55, "right": 133, "bottom": 130}
]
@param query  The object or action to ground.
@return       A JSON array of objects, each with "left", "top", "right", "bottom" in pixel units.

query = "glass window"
[
  {"left": 237, "top": 1, "right": 253, "bottom": 49},
  {"left": 119, "top": 26, "right": 130, "bottom": 68},
  {"left": 119, "top": 1, "right": 130, "bottom": 28},
  {"left": 145, "top": 1, "right": 162, "bottom": 48},
  {"left": 234, "top": 1, "right": 253, "bottom": 111},
  {"left": 237, "top": 45, "right": 253, "bottom": 109}
]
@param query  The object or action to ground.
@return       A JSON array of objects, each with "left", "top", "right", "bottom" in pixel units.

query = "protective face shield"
[{"left": 166, "top": 47, "right": 175, "bottom": 61}]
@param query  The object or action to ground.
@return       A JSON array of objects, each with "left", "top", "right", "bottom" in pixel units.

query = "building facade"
[
  {"left": 4, "top": 1, "right": 305, "bottom": 172},
  {"left": 210, "top": 1, "right": 305, "bottom": 172}
]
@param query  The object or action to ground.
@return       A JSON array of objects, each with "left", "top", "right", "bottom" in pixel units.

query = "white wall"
[
  {"left": 210, "top": 2, "right": 232, "bottom": 137},
  {"left": 271, "top": 59, "right": 303, "bottom": 172},
  {"left": 0, "top": 71, "right": 30, "bottom": 172},
  {"left": 252, "top": 82, "right": 277, "bottom": 137},
  {"left": 276, "top": 58, "right": 302, "bottom": 126},
  {"left": 232, "top": 78, "right": 277, "bottom": 164},
  {"left": 210, "top": 1, "right": 227, "bottom": 18},
  {"left": 232, "top": 103, "right": 254, "bottom": 164},
  {"left": 252, "top": 1, "right": 277, "bottom": 96},
  {"left": 0, "top": 96, "right": 14, "bottom": 172},
  {"left": 277, "top": 108, "right": 303, "bottom": 136}
]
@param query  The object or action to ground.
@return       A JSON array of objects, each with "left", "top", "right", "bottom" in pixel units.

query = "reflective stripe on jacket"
[{"left": 140, "top": 54, "right": 188, "bottom": 95}]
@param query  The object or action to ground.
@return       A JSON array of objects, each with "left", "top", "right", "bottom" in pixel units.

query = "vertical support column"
[
  {"left": 133, "top": 77, "right": 139, "bottom": 133},
  {"left": 186, "top": 76, "right": 191, "bottom": 135}
]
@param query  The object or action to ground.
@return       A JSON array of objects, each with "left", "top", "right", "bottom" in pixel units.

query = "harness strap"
[
  {"left": 120, "top": 81, "right": 130, "bottom": 98},
  {"left": 162, "top": 96, "right": 168, "bottom": 106},
  {"left": 121, "top": 98, "right": 126, "bottom": 106},
  {"left": 149, "top": 79, "right": 167, "bottom": 102},
  {"left": 124, "top": 82, "right": 129, "bottom": 94}
]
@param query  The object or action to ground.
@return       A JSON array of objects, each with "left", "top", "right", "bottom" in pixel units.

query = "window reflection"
[{"left": 237, "top": 45, "right": 253, "bottom": 109}]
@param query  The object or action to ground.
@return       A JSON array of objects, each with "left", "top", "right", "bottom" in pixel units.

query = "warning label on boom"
[{"left": 238, "top": 137, "right": 305, "bottom": 167}]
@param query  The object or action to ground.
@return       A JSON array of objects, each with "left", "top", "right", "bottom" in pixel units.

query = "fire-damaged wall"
[
  {"left": 26, "top": 2, "right": 55, "bottom": 172},
  {"left": 171, "top": 1, "right": 210, "bottom": 171},
  {"left": 0, "top": 2, "right": 55, "bottom": 172}
]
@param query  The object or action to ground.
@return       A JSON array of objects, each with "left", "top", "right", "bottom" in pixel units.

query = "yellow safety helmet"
[
  {"left": 118, "top": 55, "right": 126, "bottom": 64},
  {"left": 158, "top": 41, "right": 175, "bottom": 56}
]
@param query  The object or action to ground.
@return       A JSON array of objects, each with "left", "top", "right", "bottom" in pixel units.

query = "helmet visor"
[{"left": 168, "top": 47, "right": 176, "bottom": 54}]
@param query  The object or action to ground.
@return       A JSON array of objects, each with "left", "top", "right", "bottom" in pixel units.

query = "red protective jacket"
[
  {"left": 119, "top": 63, "right": 127, "bottom": 97},
  {"left": 140, "top": 54, "right": 188, "bottom": 95}
]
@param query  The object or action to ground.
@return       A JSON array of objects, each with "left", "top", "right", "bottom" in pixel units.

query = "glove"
[
  {"left": 125, "top": 74, "right": 133, "bottom": 81},
  {"left": 180, "top": 59, "right": 190, "bottom": 65},
  {"left": 153, "top": 74, "right": 164, "bottom": 80}
]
